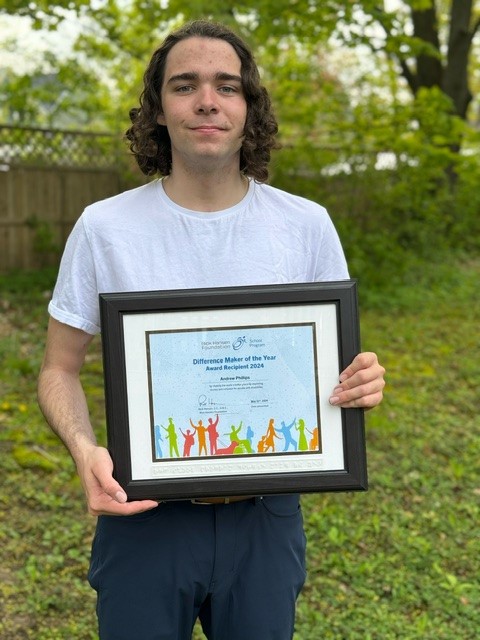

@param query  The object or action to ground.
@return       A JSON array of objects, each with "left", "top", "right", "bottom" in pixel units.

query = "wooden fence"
[{"left": 0, "top": 125, "right": 129, "bottom": 272}]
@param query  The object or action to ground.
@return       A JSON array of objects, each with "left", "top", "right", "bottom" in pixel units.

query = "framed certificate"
[{"left": 99, "top": 280, "right": 367, "bottom": 501}]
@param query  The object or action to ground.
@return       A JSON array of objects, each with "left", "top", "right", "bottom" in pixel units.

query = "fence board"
[{"left": 0, "top": 165, "right": 121, "bottom": 272}]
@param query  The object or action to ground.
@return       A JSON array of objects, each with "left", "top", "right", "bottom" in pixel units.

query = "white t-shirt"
[{"left": 49, "top": 179, "right": 349, "bottom": 334}]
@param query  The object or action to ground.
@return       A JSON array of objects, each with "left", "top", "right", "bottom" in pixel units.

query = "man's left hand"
[{"left": 329, "top": 352, "right": 385, "bottom": 409}]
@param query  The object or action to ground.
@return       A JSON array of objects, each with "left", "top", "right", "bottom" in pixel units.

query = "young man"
[{"left": 38, "top": 20, "right": 385, "bottom": 640}]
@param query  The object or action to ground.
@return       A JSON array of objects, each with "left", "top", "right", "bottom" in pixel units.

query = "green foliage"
[
  {"left": 1, "top": 262, "right": 479, "bottom": 639},
  {"left": 0, "top": 0, "right": 91, "bottom": 29},
  {"left": 2, "top": 0, "right": 478, "bottom": 129},
  {"left": 271, "top": 78, "right": 480, "bottom": 294},
  {"left": 26, "top": 217, "right": 61, "bottom": 266},
  {"left": 294, "top": 259, "right": 480, "bottom": 639},
  {"left": 0, "top": 55, "right": 118, "bottom": 129}
]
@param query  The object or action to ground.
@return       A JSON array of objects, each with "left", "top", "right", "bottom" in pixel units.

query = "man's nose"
[{"left": 195, "top": 86, "right": 219, "bottom": 114}]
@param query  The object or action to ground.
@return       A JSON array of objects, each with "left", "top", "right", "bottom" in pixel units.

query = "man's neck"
[{"left": 162, "top": 167, "right": 249, "bottom": 212}]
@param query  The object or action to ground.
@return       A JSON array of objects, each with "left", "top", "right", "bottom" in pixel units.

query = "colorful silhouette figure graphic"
[
  {"left": 257, "top": 436, "right": 267, "bottom": 453},
  {"left": 275, "top": 418, "right": 297, "bottom": 452},
  {"left": 206, "top": 415, "right": 220, "bottom": 455},
  {"left": 154, "top": 424, "right": 164, "bottom": 459},
  {"left": 215, "top": 440, "right": 238, "bottom": 455},
  {"left": 190, "top": 418, "right": 208, "bottom": 456},
  {"left": 307, "top": 426, "right": 319, "bottom": 451},
  {"left": 296, "top": 418, "right": 309, "bottom": 452},
  {"left": 162, "top": 418, "right": 180, "bottom": 458},
  {"left": 155, "top": 414, "right": 315, "bottom": 460},
  {"left": 225, "top": 421, "right": 254, "bottom": 454},
  {"left": 226, "top": 421, "right": 243, "bottom": 443},
  {"left": 263, "top": 419, "right": 281, "bottom": 453},
  {"left": 180, "top": 428, "right": 195, "bottom": 457}
]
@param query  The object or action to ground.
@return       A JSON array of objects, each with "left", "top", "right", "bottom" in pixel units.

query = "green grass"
[{"left": 0, "top": 260, "right": 479, "bottom": 639}]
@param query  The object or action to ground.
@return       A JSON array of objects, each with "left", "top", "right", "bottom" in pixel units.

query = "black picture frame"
[{"left": 100, "top": 280, "right": 367, "bottom": 501}]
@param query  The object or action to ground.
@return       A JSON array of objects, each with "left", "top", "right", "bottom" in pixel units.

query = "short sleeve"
[
  {"left": 48, "top": 215, "right": 101, "bottom": 334},
  {"left": 314, "top": 213, "right": 350, "bottom": 282}
]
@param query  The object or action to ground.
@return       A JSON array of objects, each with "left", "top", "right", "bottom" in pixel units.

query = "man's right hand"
[
  {"left": 38, "top": 319, "right": 160, "bottom": 517},
  {"left": 78, "top": 445, "right": 159, "bottom": 516}
]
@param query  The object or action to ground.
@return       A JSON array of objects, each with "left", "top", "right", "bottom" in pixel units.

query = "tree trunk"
[
  {"left": 410, "top": 0, "right": 476, "bottom": 120},
  {"left": 411, "top": 4, "right": 443, "bottom": 91},
  {"left": 443, "top": 0, "right": 474, "bottom": 119}
]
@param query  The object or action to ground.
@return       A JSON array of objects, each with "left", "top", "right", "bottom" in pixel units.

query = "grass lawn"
[{"left": 0, "top": 260, "right": 478, "bottom": 639}]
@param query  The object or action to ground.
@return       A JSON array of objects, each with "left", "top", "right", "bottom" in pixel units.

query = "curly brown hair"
[{"left": 125, "top": 20, "right": 279, "bottom": 182}]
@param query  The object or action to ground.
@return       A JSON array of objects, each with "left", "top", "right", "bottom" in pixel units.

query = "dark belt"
[{"left": 190, "top": 496, "right": 255, "bottom": 505}]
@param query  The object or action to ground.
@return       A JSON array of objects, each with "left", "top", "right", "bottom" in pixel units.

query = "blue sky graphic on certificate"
[{"left": 146, "top": 323, "right": 321, "bottom": 461}]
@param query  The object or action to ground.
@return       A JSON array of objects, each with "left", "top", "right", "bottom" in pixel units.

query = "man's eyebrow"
[
  {"left": 166, "top": 72, "right": 242, "bottom": 84},
  {"left": 214, "top": 72, "right": 242, "bottom": 83},
  {"left": 166, "top": 72, "right": 198, "bottom": 84}
]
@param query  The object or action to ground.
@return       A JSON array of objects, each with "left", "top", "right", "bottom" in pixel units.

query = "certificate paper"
[
  {"left": 122, "top": 302, "right": 345, "bottom": 482},
  {"left": 146, "top": 323, "right": 321, "bottom": 463}
]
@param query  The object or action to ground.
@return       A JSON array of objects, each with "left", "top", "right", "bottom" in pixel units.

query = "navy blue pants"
[{"left": 88, "top": 495, "right": 307, "bottom": 640}]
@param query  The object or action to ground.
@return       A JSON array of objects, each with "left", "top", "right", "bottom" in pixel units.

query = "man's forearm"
[{"left": 37, "top": 367, "right": 97, "bottom": 465}]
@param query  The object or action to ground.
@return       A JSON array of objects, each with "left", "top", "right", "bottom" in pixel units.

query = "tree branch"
[
  {"left": 469, "top": 16, "right": 480, "bottom": 44},
  {"left": 371, "top": 6, "right": 418, "bottom": 95},
  {"left": 398, "top": 59, "right": 419, "bottom": 95}
]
